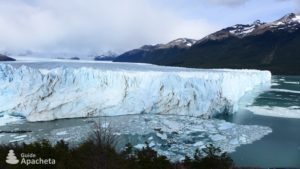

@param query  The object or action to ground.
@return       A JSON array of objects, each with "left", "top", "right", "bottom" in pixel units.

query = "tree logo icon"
[{"left": 6, "top": 150, "right": 19, "bottom": 165}]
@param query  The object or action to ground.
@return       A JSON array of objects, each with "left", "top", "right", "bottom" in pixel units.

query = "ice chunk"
[
  {"left": 0, "top": 114, "right": 23, "bottom": 126},
  {"left": 149, "top": 141, "right": 155, "bottom": 147},
  {"left": 14, "top": 135, "right": 27, "bottom": 139},
  {"left": 56, "top": 131, "right": 68, "bottom": 136},
  {"left": 283, "top": 81, "right": 300, "bottom": 85},
  {"left": 134, "top": 144, "right": 145, "bottom": 149},
  {"left": 193, "top": 141, "right": 204, "bottom": 147},
  {"left": 229, "top": 138, "right": 239, "bottom": 145},
  {"left": 210, "top": 134, "right": 226, "bottom": 141},
  {"left": 9, "top": 138, "right": 24, "bottom": 143},
  {"left": 218, "top": 122, "right": 234, "bottom": 130},
  {"left": 156, "top": 132, "right": 168, "bottom": 140}
]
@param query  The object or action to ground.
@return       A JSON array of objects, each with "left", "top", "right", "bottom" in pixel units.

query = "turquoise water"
[{"left": 229, "top": 76, "right": 300, "bottom": 168}]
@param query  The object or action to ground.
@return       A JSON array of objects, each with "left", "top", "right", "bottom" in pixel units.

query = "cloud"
[
  {"left": 277, "top": 0, "right": 300, "bottom": 10},
  {"left": 201, "top": 0, "right": 249, "bottom": 6},
  {"left": 0, "top": 0, "right": 219, "bottom": 55}
]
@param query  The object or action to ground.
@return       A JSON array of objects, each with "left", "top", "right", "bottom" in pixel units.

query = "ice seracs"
[{"left": 0, "top": 63, "right": 271, "bottom": 121}]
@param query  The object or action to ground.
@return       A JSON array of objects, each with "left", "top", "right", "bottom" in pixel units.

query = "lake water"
[
  {"left": 0, "top": 61, "right": 299, "bottom": 167},
  {"left": 229, "top": 76, "right": 300, "bottom": 168}
]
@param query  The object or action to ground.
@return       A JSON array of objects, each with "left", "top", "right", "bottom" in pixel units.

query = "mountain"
[
  {"left": 114, "top": 13, "right": 300, "bottom": 75},
  {"left": 69, "top": 57, "right": 80, "bottom": 60},
  {"left": 94, "top": 51, "right": 118, "bottom": 61},
  {"left": 0, "top": 54, "right": 15, "bottom": 61},
  {"left": 94, "top": 56, "right": 116, "bottom": 61},
  {"left": 114, "top": 38, "right": 196, "bottom": 65}
]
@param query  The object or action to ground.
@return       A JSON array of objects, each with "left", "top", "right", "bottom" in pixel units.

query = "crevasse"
[{"left": 0, "top": 64, "right": 271, "bottom": 121}]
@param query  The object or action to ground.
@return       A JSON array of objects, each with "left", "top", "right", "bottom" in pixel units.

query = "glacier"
[{"left": 0, "top": 63, "right": 271, "bottom": 122}]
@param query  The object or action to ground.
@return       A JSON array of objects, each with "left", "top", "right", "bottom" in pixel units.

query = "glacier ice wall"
[{"left": 0, "top": 64, "right": 271, "bottom": 121}]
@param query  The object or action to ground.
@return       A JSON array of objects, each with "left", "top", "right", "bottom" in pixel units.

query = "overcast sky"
[{"left": 0, "top": 0, "right": 299, "bottom": 55}]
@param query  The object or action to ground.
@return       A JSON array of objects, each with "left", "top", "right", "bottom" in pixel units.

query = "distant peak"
[
  {"left": 252, "top": 20, "right": 264, "bottom": 26},
  {"left": 169, "top": 38, "right": 195, "bottom": 43},
  {"left": 278, "top": 13, "right": 297, "bottom": 22},
  {"left": 165, "top": 38, "right": 196, "bottom": 47},
  {"left": 285, "top": 13, "right": 296, "bottom": 17}
]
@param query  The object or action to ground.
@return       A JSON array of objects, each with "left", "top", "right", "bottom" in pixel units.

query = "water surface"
[{"left": 229, "top": 76, "right": 300, "bottom": 168}]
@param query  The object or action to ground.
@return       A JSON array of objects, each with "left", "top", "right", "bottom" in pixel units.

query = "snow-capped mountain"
[
  {"left": 266, "top": 13, "right": 300, "bottom": 32},
  {"left": 140, "top": 38, "right": 197, "bottom": 50},
  {"left": 94, "top": 51, "right": 118, "bottom": 61},
  {"left": 204, "top": 13, "right": 300, "bottom": 41},
  {"left": 114, "top": 38, "right": 196, "bottom": 64},
  {"left": 203, "top": 20, "right": 265, "bottom": 41},
  {"left": 160, "top": 38, "right": 197, "bottom": 48},
  {"left": 115, "top": 13, "right": 300, "bottom": 75}
]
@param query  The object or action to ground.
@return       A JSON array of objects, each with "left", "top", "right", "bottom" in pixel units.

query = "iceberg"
[
  {"left": 246, "top": 106, "right": 300, "bottom": 118},
  {"left": 0, "top": 63, "right": 271, "bottom": 121}
]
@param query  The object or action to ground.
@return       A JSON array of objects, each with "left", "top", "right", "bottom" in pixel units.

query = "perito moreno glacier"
[{"left": 0, "top": 63, "right": 271, "bottom": 122}]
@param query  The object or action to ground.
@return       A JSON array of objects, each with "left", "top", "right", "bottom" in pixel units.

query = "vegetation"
[{"left": 0, "top": 122, "right": 234, "bottom": 169}]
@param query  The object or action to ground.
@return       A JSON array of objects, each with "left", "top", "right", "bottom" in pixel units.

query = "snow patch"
[{"left": 292, "top": 15, "right": 300, "bottom": 22}]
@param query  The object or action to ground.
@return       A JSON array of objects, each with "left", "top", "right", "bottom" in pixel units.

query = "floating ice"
[
  {"left": 0, "top": 114, "right": 23, "bottom": 126},
  {"left": 269, "top": 88, "right": 300, "bottom": 94},
  {"left": 14, "top": 135, "right": 27, "bottom": 139},
  {"left": 0, "top": 114, "right": 272, "bottom": 161},
  {"left": 56, "top": 131, "right": 68, "bottom": 136},
  {"left": 283, "top": 81, "right": 300, "bottom": 85},
  {"left": 134, "top": 144, "right": 146, "bottom": 149},
  {"left": 9, "top": 138, "right": 25, "bottom": 143},
  {"left": 246, "top": 106, "right": 300, "bottom": 118},
  {"left": 107, "top": 115, "right": 272, "bottom": 161}
]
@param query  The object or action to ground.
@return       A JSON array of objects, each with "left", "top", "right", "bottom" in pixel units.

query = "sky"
[{"left": 0, "top": 0, "right": 299, "bottom": 56}]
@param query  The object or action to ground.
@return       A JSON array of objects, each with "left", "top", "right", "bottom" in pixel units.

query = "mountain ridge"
[
  {"left": 114, "top": 13, "right": 300, "bottom": 75},
  {"left": 0, "top": 54, "right": 16, "bottom": 61}
]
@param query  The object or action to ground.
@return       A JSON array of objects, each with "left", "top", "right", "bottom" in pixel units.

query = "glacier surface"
[{"left": 0, "top": 63, "right": 271, "bottom": 121}]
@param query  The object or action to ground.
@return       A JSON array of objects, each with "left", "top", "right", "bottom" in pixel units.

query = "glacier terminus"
[{"left": 0, "top": 62, "right": 271, "bottom": 122}]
